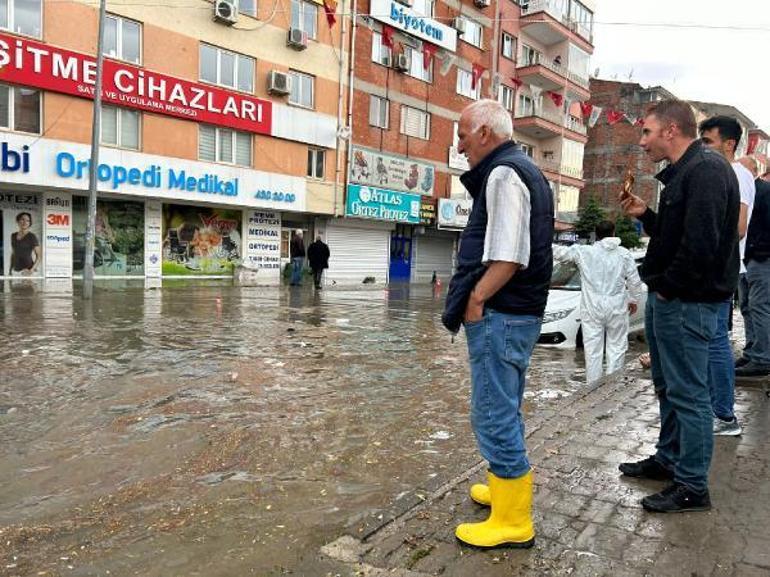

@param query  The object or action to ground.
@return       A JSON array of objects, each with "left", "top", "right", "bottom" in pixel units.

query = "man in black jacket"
[
  {"left": 307, "top": 233, "right": 330, "bottom": 290},
  {"left": 619, "top": 100, "right": 740, "bottom": 513}
]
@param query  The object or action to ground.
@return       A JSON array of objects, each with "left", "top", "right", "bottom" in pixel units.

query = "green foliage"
[
  {"left": 615, "top": 214, "right": 644, "bottom": 249},
  {"left": 575, "top": 197, "right": 607, "bottom": 239}
]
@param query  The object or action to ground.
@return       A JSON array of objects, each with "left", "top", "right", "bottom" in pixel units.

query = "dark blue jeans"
[
  {"left": 464, "top": 309, "right": 541, "bottom": 479},
  {"left": 646, "top": 294, "right": 719, "bottom": 493},
  {"left": 291, "top": 257, "right": 304, "bottom": 285},
  {"left": 745, "top": 259, "right": 770, "bottom": 366},
  {"left": 708, "top": 300, "right": 735, "bottom": 420}
]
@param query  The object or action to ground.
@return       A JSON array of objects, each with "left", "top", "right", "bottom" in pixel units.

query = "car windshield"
[{"left": 550, "top": 261, "right": 581, "bottom": 290}]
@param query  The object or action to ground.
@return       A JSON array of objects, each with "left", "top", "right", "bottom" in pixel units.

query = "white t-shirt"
[
  {"left": 482, "top": 166, "right": 531, "bottom": 268},
  {"left": 732, "top": 161, "right": 756, "bottom": 274}
]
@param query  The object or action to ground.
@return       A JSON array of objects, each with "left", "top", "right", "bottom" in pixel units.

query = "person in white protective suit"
[{"left": 554, "top": 220, "right": 645, "bottom": 383}]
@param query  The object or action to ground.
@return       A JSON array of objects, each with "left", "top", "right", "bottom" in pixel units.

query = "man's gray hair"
[{"left": 465, "top": 99, "right": 513, "bottom": 139}]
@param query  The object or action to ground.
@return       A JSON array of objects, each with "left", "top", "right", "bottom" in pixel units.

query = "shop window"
[
  {"left": 199, "top": 125, "right": 252, "bottom": 167},
  {"left": 1, "top": 0, "right": 42, "bottom": 38},
  {"left": 104, "top": 14, "right": 141, "bottom": 64},
  {"left": 291, "top": 0, "right": 317, "bottom": 40},
  {"left": 0, "top": 83, "right": 41, "bottom": 134},
  {"left": 237, "top": 0, "right": 257, "bottom": 17},
  {"left": 307, "top": 148, "right": 325, "bottom": 179},
  {"left": 371, "top": 32, "right": 392, "bottom": 67},
  {"left": 101, "top": 105, "right": 140, "bottom": 150},
  {"left": 288, "top": 70, "right": 314, "bottom": 109},
  {"left": 456, "top": 69, "right": 480, "bottom": 100},
  {"left": 369, "top": 95, "right": 389, "bottom": 129},
  {"left": 400, "top": 105, "right": 430, "bottom": 140},
  {"left": 200, "top": 43, "right": 255, "bottom": 93}
]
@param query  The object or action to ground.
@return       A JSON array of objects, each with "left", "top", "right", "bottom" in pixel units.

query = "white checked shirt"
[{"left": 482, "top": 166, "right": 531, "bottom": 268}]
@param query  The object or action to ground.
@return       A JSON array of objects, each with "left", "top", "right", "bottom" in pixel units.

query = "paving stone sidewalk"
[{"left": 314, "top": 369, "right": 770, "bottom": 577}]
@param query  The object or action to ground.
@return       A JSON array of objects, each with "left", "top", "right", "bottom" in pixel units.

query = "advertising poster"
[
  {"left": 245, "top": 210, "right": 281, "bottom": 281},
  {"left": 162, "top": 204, "right": 241, "bottom": 276},
  {"left": 349, "top": 146, "right": 435, "bottom": 196},
  {"left": 345, "top": 185, "right": 421, "bottom": 224},
  {"left": 72, "top": 197, "right": 145, "bottom": 276},
  {"left": 1, "top": 193, "right": 43, "bottom": 277}
]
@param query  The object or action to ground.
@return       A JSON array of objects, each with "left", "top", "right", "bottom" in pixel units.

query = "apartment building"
[{"left": 0, "top": 0, "right": 345, "bottom": 283}]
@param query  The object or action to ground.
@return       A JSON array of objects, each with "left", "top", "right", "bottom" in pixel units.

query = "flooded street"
[{"left": 0, "top": 282, "right": 640, "bottom": 576}]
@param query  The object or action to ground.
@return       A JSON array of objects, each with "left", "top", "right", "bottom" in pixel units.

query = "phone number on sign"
[{"left": 254, "top": 190, "right": 297, "bottom": 203}]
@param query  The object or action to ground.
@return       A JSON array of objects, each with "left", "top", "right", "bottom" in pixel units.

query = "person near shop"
[
  {"left": 10, "top": 212, "right": 41, "bottom": 276},
  {"left": 698, "top": 115, "right": 755, "bottom": 436},
  {"left": 553, "top": 220, "right": 645, "bottom": 383},
  {"left": 289, "top": 229, "right": 305, "bottom": 286},
  {"left": 619, "top": 100, "right": 739, "bottom": 513},
  {"left": 442, "top": 99, "right": 553, "bottom": 548},
  {"left": 736, "top": 158, "right": 770, "bottom": 378},
  {"left": 307, "top": 233, "right": 330, "bottom": 290}
]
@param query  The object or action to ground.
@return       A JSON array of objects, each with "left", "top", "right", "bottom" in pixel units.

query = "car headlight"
[{"left": 543, "top": 308, "right": 575, "bottom": 324}]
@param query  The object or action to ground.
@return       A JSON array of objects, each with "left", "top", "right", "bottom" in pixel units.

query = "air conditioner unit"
[
  {"left": 473, "top": 0, "right": 491, "bottom": 8},
  {"left": 213, "top": 0, "right": 238, "bottom": 25},
  {"left": 452, "top": 17, "right": 466, "bottom": 34},
  {"left": 267, "top": 70, "right": 291, "bottom": 95},
  {"left": 394, "top": 53, "right": 409, "bottom": 72},
  {"left": 287, "top": 27, "right": 308, "bottom": 50}
]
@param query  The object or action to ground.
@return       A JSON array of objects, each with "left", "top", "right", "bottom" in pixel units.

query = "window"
[
  {"left": 501, "top": 32, "right": 516, "bottom": 60},
  {"left": 412, "top": 0, "right": 434, "bottom": 17},
  {"left": 291, "top": 0, "right": 317, "bottom": 40},
  {"left": 101, "top": 106, "right": 140, "bottom": 150},
  {"left": 200, "top": 43, "right": 255, "bottom": 93},
  {"left": 569, "top": 0, "right": 593, "bottom": 39},
  {"left": 288, "top": 70, "right": 314, "bottom": 108},
  {"left": 307, "top": 149, "right": 325, "bottom": 179},
  {"left": 456, "top": 68, "right": 481, "bottom": 100},
  {"left": 104, "top": 14, "right": 141, "bottom": 64},
  {"left": 1, "top": 0, "right": 41, "bottom": 37},
  {"left": 199, "top": 125, "right": 252, "bottom": 167},
  {"left": 498, "top": 84, "right": 514, "bottom": 111},
  {"left": 405, "top": 45, "right": 433, "bottom": 82},
  {"left": 518, "top": 94, "right": 534, "bottom": 116},
  {"left": 371, "top": 32, "right": 392, "bottom": 66},
  {"left": 520, "top": 143, "right": 534, "bottom": 158},
  {"left": 400, "top": 105, "right": 430, "bottom": 140},
  {"left": 521, "top": 44, "right": 540, "bottom": 66},
  {"left": 369, "top": 95, "right": 389, "bottom": 129},
  {"left": 568, "top": 43, "right": 590, "bottom": 81},
  {"left": 237, "top": 0, "right": 257, "bottom": 16},
  {"left": 0, "top": 83, "right": 40, "bottom": 134},
  {"left": 460, "top": 17, "right": 483, "bottom": 48}
]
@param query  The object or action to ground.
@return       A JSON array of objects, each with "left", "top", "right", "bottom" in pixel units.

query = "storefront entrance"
[{"left": 389, "top": 228, "right": 412, "bottom": 281}]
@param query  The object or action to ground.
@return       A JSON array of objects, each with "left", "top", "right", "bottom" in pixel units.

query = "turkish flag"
[
  {"left": 471, "top": 63, "right": 486, "bottom": 90},
  {"left": 322, "top": 0, "right": 337, "bottom": 28},
  {"left": 510, "top": 77, "right": 523, "bottom": 90},
  {"left": 606, "top": 110, "right": 624, "bottom": 125},
  {"left": 547, "top": 91, "right": 564, "bottom": 107},
  {"left": 579, "top": 102, "right": 593, "bottom": 119},
  {"left": 423, "top": 43, "right": 437, "bottom": 70},
  {"left": 381, "top": 24, "right": 395, "bottom": 48}
]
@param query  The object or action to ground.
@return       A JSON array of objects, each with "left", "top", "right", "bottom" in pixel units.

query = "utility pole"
[{"left": 83, "top": 0, "right": 107, "bottom": 300}]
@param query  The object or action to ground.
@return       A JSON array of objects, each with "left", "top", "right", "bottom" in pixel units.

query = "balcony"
[
  {"left": 520, "top": 0, "right": 594, "bottom": 53},
  {"left": 516, "top": 58, "right": 590, "bottom": 99},
  {"left": 537, "top": 158, "right": 584, "bottom": 184},
  {"left": 514, "top": 108, "right": 588, "bottom": 143}
]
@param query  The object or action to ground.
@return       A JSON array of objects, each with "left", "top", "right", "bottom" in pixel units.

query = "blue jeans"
[
  {"left": 708, "top": 300, "right": 735, "bottom": 420},
  {"left": 291, "top": 257, "right": 304, "bottom": 285},
  {"left": 745, "top": 259, "right": 770, "bottom": 366},
  {"left": 738, "top": 273, "right": 753, "bottom": 356},
  {"left": 464, "top": 309, "right": 541, "bottom": 479},
  {"left": 646, "top": 294, "right": 719, "bottom": 493}
]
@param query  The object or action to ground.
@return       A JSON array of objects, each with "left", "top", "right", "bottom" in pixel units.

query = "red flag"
[
  {"left": 322, "top": 0, "right": 337, "bottom": 28},
  {"left": 579, "top": 102, "right": 593, "bottom": 119},
  {"left": 510, "top": 77, "right": 523, "bottom": 90},
  {"left": 471, "top": 63, "right": 486, "bottom": 91},
  {"left": 606, "top": 110, "right": 624, "bottom": 125},
  {"left": 381, "top": 24, "right": 395, "bottom": 48},
  {"left": 423, "top": 42, "right": 437, "bottom": 71},
  {"left": 546, "top": 91, "right": 564, "bottom": 107},
  {"left": 634, "top": 117, "right": 644, "bottom": 127}
]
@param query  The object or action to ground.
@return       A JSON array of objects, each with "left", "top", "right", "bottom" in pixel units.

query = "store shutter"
[
  {"left": 325, "top": 223, "right": 390, "bottom": 285},
  {"left": 413, "top": 234, "right": 454, "bottom": 283}
]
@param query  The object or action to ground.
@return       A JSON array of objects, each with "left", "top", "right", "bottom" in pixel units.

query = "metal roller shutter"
[
  {"left": 413, "top": 234, "right": 455, "bottom": 284},
  {"left": 326, "top": 223, "right": 390, "bottom": 285}
]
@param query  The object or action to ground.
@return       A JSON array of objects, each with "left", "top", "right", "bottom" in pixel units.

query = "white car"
[{"left": 538, "top": 251, "right": 647, "bottom": 349}]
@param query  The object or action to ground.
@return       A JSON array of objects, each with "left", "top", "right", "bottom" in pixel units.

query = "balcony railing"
[
  {"left": 518, "top": 56, "right": 590, "bottom": 90},
  {"left": 521, "top": 0, "right": 594, "bottom": 44},
  {"left": 515, "top": 108, "right": 587, "bottom": 136},
  {"left": 537, "top": 159, "right": 584, "bottom": 180}
]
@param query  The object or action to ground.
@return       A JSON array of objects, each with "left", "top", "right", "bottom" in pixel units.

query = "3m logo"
[{"left": 47, "top": 213, "right": 70, "bottom": 226}]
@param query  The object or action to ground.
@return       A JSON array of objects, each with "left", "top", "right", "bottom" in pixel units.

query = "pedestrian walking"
[
  {"left": 289, "top": 229, "right": 305, "bottom": 286},
  {"left": 442, "top": 99, "right": 553, "bottom": 548},
  {"left": 553, "top": 220, "right": 645, "bottom": 383},
  {"left": 307, "top": 233, "right": 330, "bottom": 289},
  {"left": 619, "top": 100, "right": 740, "bottom": 513},
  {"left": 736, "top": 157, "right": 770, "bottom": 378},
  {"left": 698, "top": 115, "right": 756, "bottom": 436}
]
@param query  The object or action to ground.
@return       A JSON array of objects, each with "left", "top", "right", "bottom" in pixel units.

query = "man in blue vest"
[{"left": 442, "top": 99, "right": 554, "bottom": 549}]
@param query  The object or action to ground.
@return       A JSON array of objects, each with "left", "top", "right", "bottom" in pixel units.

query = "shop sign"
[
  {"left": 0, "top": 32, "right": 272, "bottom": 136},
  {"left": 245, "top": 210, "right": 282, "bottom": 278},
  {"left": 420, "top": 199, "right": 436, "bottom": 226},
  {"left": 448, "top": 146, "right": 469, "bottom": 171},
  {"left": 350, "top": 146, "right": 435, "bottom": 196},
  {"left": 145, "top": 202, "right": 163, "bottom": 278},
  {"left": 43, "top": 193, "right": 72, "bottom": 278},
  {"left": 438, "top": 198, "right": 473, "bottom": 229},
  {"left": 1, "top": 142, "right": 30, "bottom": 173},
  {"left": 369, "top": 0, "right": 457, "bottom": 52},
  {"left": 346, "top": 184, "right": 421, "bottom": 224}
]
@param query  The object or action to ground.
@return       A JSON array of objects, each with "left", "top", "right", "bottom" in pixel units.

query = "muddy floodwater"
[{"left": 0, "top": 282, "right": 642, "bottom": 576}]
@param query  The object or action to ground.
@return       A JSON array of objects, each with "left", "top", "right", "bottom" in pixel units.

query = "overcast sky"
[{"left": 591, "top": 0, "right": 770, "bottom": 132}]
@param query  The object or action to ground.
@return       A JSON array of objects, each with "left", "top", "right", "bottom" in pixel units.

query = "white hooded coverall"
[{"left": 554, "top": 238, "right": 645, "bottom": 383}]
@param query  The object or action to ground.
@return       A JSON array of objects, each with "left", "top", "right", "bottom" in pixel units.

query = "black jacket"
[
  {"left": 638, "top": 140, "right": 740, "bottom": 302},
  {"left": 745, "top": 177, "right": 770, "bottom": 263},
  {"left": 307, "top": 240, "right": 330, "bottom": 270},
  {"left": 290, "top": 236, "right": 305, "bottom": 258}
]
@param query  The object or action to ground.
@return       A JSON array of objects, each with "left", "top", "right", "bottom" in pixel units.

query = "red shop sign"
[{"left": 0, "top": 32, "right": 272, "bottom": 135}]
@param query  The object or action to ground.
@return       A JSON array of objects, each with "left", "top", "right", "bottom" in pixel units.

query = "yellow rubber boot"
[
  {"left": 469, "top": 483, "right": 491, "bottom": 506},
  {"left": 456, "top": 470, "right": 535, "bottom": 548}
]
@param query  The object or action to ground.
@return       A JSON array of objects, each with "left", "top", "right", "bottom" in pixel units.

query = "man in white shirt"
[
  {"left": 699, "top": 115, "right": 756, "bottom": 436},
  {"left": 554, "top": 221, "right": 645, "bottom": 383}
]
